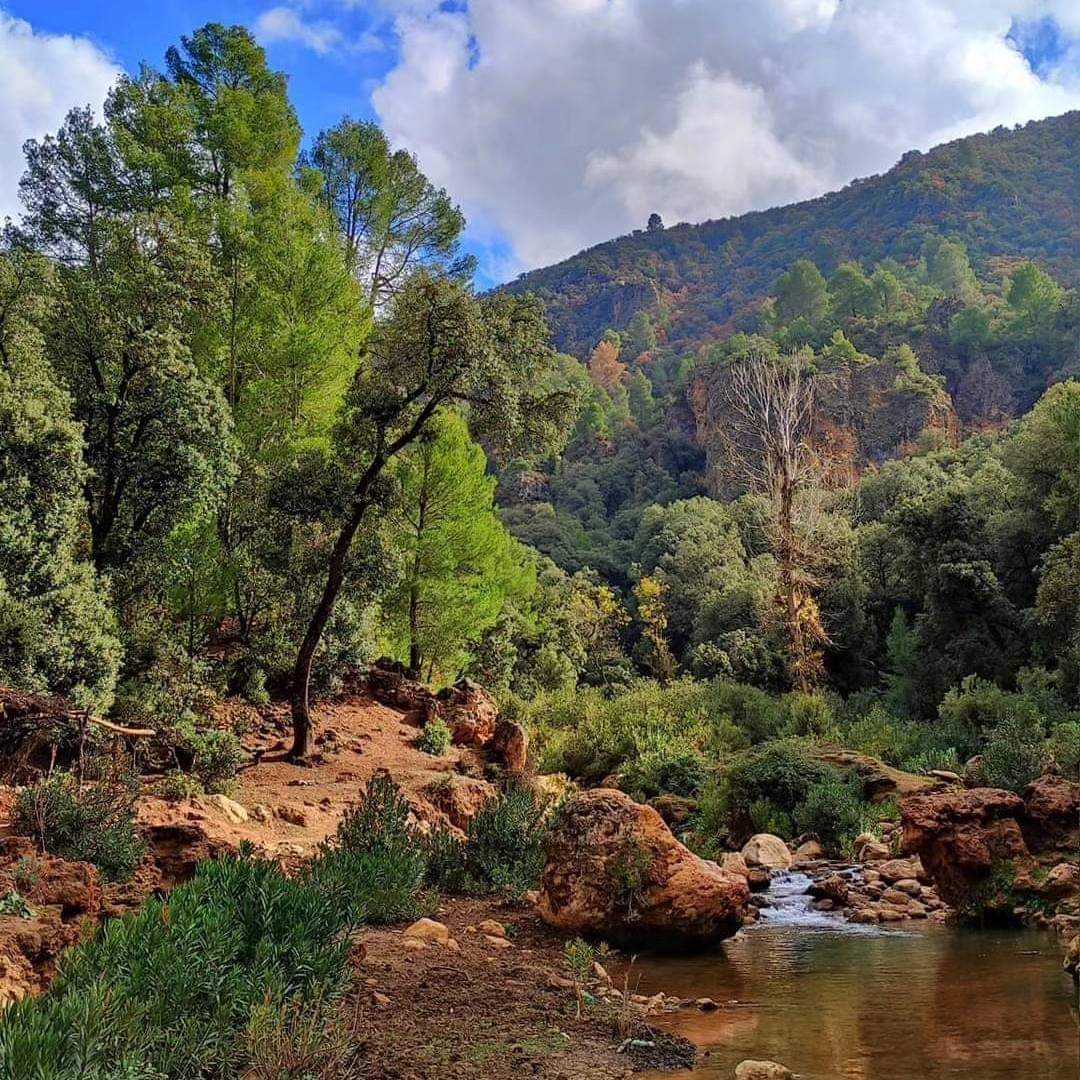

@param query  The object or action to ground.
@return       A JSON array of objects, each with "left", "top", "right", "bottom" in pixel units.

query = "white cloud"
[
  {"left": 370, "top": 0, "right": 1080, "bottom": 278},
  {"left": 0, "top": 12, "right": 119, "bottom": 223},
  {"left": 255, "top": 6, "right": 346, "bottom": 55}
]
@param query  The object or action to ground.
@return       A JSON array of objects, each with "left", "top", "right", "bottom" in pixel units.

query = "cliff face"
[{"left": 690, "top": 357, "right": 957, "bottom": 497}]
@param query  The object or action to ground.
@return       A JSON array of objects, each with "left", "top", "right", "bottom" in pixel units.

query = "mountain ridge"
[{"left": 507, "top": 110, "right": 1079, "bottom": 356}]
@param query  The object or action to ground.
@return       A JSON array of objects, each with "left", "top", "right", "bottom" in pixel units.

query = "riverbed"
[{"left": 635, "top": 872, "right": 1079, "bottom": 1079}]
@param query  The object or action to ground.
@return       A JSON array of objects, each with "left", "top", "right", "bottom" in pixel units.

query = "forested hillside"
[{"left": 508, "top": 111, "right": 1079, "bottom": 359}]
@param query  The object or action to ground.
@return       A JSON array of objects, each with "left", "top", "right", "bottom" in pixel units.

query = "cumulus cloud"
[
  {"left": 255, "top": 6, "right": 346, "bottom": 55},
  {"left": 370, "top": 0, "right": 1080, "bottom": 277},
  {"left": 0, "top": 12, "right": 119, "bottom": 223}
]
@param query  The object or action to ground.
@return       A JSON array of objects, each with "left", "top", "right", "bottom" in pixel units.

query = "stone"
[
  {"left": 402, "top": 938, "right": 427, "bottom": 952},
  {"left": 276, "top": 805, "right": 308, "bottom": 827},
  {"left": 1037, "top": 862, "right": 1080, "bottom": 901},
  {"left": 719, "top": 852, "right": 750, "bottom": 878},
  {"left": 747, "top": 868, "right": 771, "bottom": 891},
  {"left": 491, "top": 716, "right": 529, "bottom": 773},
  {"left": 813, "top": 748, "right": 934, "bottom": 801},
  {"left": 484, "top": 934, "right": 512, "bottom": 949},
  {"left": 440, "top": 678, "right": 500, "bottom": 748},
  {"left": 372, "top": 991, "right": 391, "bottom": 1008},
  {"left": 894, "top": 878, "right": 922, "bottom": 896},
  {"left": 1022, "top": 773, "right": 1080, "bottom": 853},
  {"left": 648, "top": 794, "right": 698, "bottom": 829},
  {"left": 740, "top": 834, "right": 792, "bottom": 871},
  {"left": 251, "top": 804, "right": 273, "bottom": 823},
  {"left": 792, "top": 839, "right": 825, "bottom": 863},
  {"left": 537, "top": 789, "right": 748, "bottom": 947},
  {"left": 423, "top": 776, "right": 496, "bottom": 831},
  {"left": 808, "top": 874, "right": 849, "bottom": 905},
  {"left": 734, "top": 1060, "right": 793, "bottom": 1080},
  {"left": 696, "top": 997, "right": 719, "bottom": 1010},
  {"left": 1064, "top": 935, "right": 1079, "bottom": 982},
  {"left": 850, "top": 909, "right": 879, "bottom": 924},
  {"left": 877, "top": 857, "right": 926, "bottom": 884},
  {"left": 477, "top": 919, "right": 507, "bottom": 938},
  {"left": 853, "top": 833, "right": 890, "bottom": 862},
  {"left": 881, "top": 887, "right": 913, "bottom": 907},
  {"left": 204, "top": 794, "right": 248, "bottom": 825},
  {"left": 928, "top": 770, "right": 962, "bottom": 783},
  {"left": 901, "top": 787, "right": 1032, "bottom": 910},
  {"left": 403, "top": 918, "right": 450, "bottom": 945}
]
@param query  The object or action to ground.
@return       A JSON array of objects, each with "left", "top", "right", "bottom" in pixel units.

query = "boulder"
[
  {"left": 901, "top": 788, "right": 1032, "bottom": 910},
  {"left": 792, "top": 838, "right": 825, "bottom": 864},
  {"left": 853, "top": 833, "right": 890, "bottom": 862},
  {"left": 1064, "top": 935, "right": 1079, "bottom": 982},
  {"left": 648, "top": 794, "right": 698, "bottom": 829},
  {"left": 403, "top": 918, "right": 450, "bottom": 945},
  {"left": 439, "top": 678, "right": 500, "bottom": 748},
  {"left": 814, "top": 748, "right": 934, "bottom": 802},
  {"left": 1036, "top": 862, "right": 1080, "bottom": 902},
  {"left": 877, "top": 856, "right": 926, "bottom": 884},
  {"left": 491, "top": 716, "right": 529, "bottom": 773},
  {"left": 423, "top": 776, "right": 496, "bottom": 831},
  {"left": 808, "top": 874, "right": 849, "bottom": 905},
  {"left": 719, "top": 852, "right": 750, "bottom": 878},
  {"left": 1021, "top": 773, "right": 1080, "bottom": 853},
  {"left": 537, "top": 789, "right": 748, "bottom": 947},
  {"left": 741, "top": 834, "right": 792, "bottom": 870},
  {"left": 204, "top": 794, "right": 248, "bottom": 825},
  {"left": 734, "top": 1061, "right": 793, "bottom": 1080}
]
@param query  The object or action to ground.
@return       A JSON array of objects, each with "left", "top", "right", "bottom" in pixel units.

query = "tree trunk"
[
  {"left": 408, "top": 587, "right": 422, "bottom": 678},
  {"left": 778, "top": 472, "right": 810, "bottom": 693},
  {"left": 289, "top": 462, "right": 381, "bottom": 759}
]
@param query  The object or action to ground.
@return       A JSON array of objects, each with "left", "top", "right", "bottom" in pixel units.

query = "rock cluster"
[{"left": 537, "top": 789, "right": 749, "bottom": 947}]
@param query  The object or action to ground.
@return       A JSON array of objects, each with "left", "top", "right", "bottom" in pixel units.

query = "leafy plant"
[
  {"left": 0, "top": 891, "right": 33, "bottom": 919},
  {"left": 417, "top": 718, "right": 452, "bottom": 757},
  {"left": 563, "top": 937, "right": 595, "bottom": 1019}
]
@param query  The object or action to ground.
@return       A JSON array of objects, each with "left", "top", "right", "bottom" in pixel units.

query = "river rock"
[
  {"left": 719, "top": 851, "right": 750, "bottom": 878},
  {"left": 734, "top": 1061, "right": 793, "bottom": 1080},
  {"left": 741, "top": 834, "right": 792, "bottom": 870},
  {"left": 809, "top": 874, "right": 849, "bottom": 904},
  {"left": 537, "top": 789, "right": 749, "bottom": 947},
  {"left": 649, "top": 794, "right": 698, "bottom": 828},
  {"left": 203, "top": 794, "right": 248, "bottom": 825},
  {"left": 792, "top": 838, "right": 825, "bottom": 863},
  {"left": 893, "top": 878, "right": 922, "bottom": 896},
  {"left": 1064, "top": 935, "right": 1079, "bottom": 981},
  {"left": 853, "top": 833, "right": 890, "bottom": 862},
  {"left": 877, "top": 856, "right": 926, "bottom": 884},
  {"left": 1022, "top": 773, "right": 1080, "bottom": 853},
  {"left": 901, "top": 787, "right": 1032, "bottom": 910}
]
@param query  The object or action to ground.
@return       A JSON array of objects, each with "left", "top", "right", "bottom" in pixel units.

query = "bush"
[
  {"left": 157, "top": 771, "right": 204, "bottom": 800},
  {"left": 617, "top": 739, "right": 708, "bottom": 801},
  {"left": 793, "top": 774, "right": 866, "bottom": 849},
  {"left": 723, "top": 739, "right": 830, "bottom": 839},
  {"left": 322, "top": 773, "right": 431, "bottom": 923},
  {"left": 976, "top": 714, "right": 1049, "bottom": 791},
  {"left": 13, "top": 773, "right": 144, "bottom": 882},
  {"left": 417, "top": 718, "right": 452, "bottom": 756},
  {"left": 171, "top": 718, "right": 244, "bottom": 794},
  {"left": 0, "top": 850, "right": 355, "bottom": 1078},
  {"left": 1049, "top": 720, "right": 1080, "bottom": 779},
  {"left": 425, "top": 786, "right": 548, "bottom": 899}
]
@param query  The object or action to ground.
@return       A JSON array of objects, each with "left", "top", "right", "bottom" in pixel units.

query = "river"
[{"left": 634, "top": 872, "right": 1079, "bottom": 1079}]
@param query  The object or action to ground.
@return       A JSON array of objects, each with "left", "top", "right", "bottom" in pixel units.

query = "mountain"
[{"left": 507, "top": 111, "right": 1079, "bottom": 357}]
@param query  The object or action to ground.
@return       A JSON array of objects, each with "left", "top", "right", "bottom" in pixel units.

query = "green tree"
[
  {"left": 923, "top": 238, "right": 977, "bottom": 301},
  {"left": 384, "top": 412, "right": 533, "bottom": 679},
  {"left": 304, "top": 117, "right": 472, "bottom": 304},
  {"left": 288, "top": 274, "right": 575, "bottom": 758},
  {"left": 0, "top": 251, "right": 120, "bottom": 709},
  {"left": 774, "top": 259, "right": 828, "bottom": 324},
  {"left": 828, "top": 262, "right": 874, "bottom": 319}
]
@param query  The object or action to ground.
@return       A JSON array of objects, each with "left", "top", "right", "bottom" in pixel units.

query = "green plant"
[
  {"left": 158, "top": 771, "right": 205, "bottom": 800},
  {"left": 793, "top": 774, "right": 866, "bottom": 850},
  {"left": 12, "top": 856, "right": 41, "bottom": 895},
  {"left": 0, "top": 891, "right": 32, "bottom": 919},
  {"left": 172, "top": 719, "right": 244, "bottom": 794},
  {"left": 977, "top": 714, "right": 1049, "bottom": 791},
  {"left": 1049, "top": 720, "right": 1080, "bottom": 780},
  {"left": 610, "top": 838, "right": 653, "bottom": 918},
  {"left": 458, "top": 786, "right": 548, "bottom": 898},
  {"left": 246, "top": 993, "right": 362, "bottom": 1079},
  {"left": 563, "top": 937, "right": 595, "bottom": 1019},
  {"left": 13, "top": 773, "right": 144, "bottom": 882},
  {"left": 417, "top": 718, "right": 452, "bottom": 757},
  {"left": 617, "top": 739, "right": 707, "bottom": 801}
]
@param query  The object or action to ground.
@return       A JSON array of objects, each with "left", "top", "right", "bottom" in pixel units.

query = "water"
[{"left": 632, "top": 872, "right": 1079, "bottom": 1079}]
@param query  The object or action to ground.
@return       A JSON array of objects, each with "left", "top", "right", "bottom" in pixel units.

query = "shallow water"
[{"left": 633, "top": 872, "right": 1079, "bottom": 1079}]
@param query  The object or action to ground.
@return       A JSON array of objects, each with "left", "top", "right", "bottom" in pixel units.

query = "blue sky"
[{"left": 1, "top": 3, "right": 1078, "bottom": 286}]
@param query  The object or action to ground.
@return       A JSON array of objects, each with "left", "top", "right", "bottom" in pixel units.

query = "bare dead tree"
[{"left": 715, "top": 346, "right": 828, "bottom": 690}]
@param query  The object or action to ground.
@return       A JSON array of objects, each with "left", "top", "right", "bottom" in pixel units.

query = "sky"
[{"left": 2, "top": 1, "right": 1079, "bottom": 288}]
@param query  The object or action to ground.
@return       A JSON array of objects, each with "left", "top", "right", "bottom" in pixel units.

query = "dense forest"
[
  {"left": 507, "top": 110, "right": 1079, "bottom": 359},
  {"left": 1, "top": 22, "right": 1077, "bottom": 799}
]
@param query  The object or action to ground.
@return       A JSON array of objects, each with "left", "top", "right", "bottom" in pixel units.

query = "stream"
[{"left": 635, "top": 871, "right": 1079, "bottom": 1079}]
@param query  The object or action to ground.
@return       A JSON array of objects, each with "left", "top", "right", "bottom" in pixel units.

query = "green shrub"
[
  {"left": 836, "top": 704, "right": 918, "bottom": 766},
  {"left": 0, "top": 850, "right": 355, "bottom": 1078},
  {"left": 617, "top": 739, "right": 708, "bottom": 801},
  {"left": 793, "top": 774, "right": 866, "bottom": 849},
  {"left": 425, "top": 786, "right": 548, "bottom": 899},
  {"left": 785, "top": 692, "right": 834, "bottom": 738},
  {"left": 322, "top": 773, "right": 430, "bottom": 923},
  {"left": 13, "top": 773, "right": 144, "bottom": 882},
  {"left": 977, "top": 714, "right": 1049, "bottom": 791},
  {"left": 1049, "top": 720, "right": 1080, "bottom": 779},
  {"left": 704, "top": 681, "right": 787, "bottom": 744},
  {"left": 158, "top": 771, "right": 205, "bottom": 800},
  {"left": 748, "top": 797, "right": 794, "bottom": 838},
  {"left": 172, "top": 718, "right": 244, "bottom": 794},
  {"left": 417, "top": 718, "right": 452, "bottom": 756},
  {"left": 0, "top": 891, "right": 32, "bottom": 919}
]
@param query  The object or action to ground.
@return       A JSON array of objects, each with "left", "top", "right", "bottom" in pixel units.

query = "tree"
[
  {"left": 923, "top": 238, "right": 977, "bottom": 302},
  {"left": 774, "top": 259, "right": 828, "bottom": 324},
  {"left": 304, "top": 118, "right": 472, "bottom": 305},
  {"left": 714, "top": 346, "right": 826, "bottom": 690},
  {"left": 385, "top": 412, "right": 533, "bottom": 679},
  {"left": 0, "top": 251, "right": 120, "bottom": 709},
  {"left": 45, "top": 220, "right": 234, "bottom": 572},
  {"left": 624, "top": 310, "right": 657, "bottom": 360},
  {"left": 828, "top": 262, "right": 874, "bottom": 319},
  {"left": 587, "top": 337, "right": 627, "bottom": 393},
  {"left": 633, "top": 576, "right": 677, "bottom": 684},
  {"left": 647, "top": 213, "right": 664, "bottom": 232},
  {"left": 288, "top": 273, "right": 575, "bottom": 758}
]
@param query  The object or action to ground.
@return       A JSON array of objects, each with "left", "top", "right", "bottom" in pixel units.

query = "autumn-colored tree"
[
  {"left": 587, "top": 337, "right": 628, "bottom": 393},
  {"left": 633, "top": 575, "right": 677, "bottom": 685}
]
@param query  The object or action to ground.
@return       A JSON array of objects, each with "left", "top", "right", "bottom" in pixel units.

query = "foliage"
[
  {"left": 417, "top": 718, "right": 452, "bottom": 757},
  {"left": 13, "top": 773, "right": 144, "bottom": 882},
  {"left": 0, "top": 892, "right": 33, "bottom": 919}
]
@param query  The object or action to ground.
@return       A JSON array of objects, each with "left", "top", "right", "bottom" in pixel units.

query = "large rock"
[
  {"left": 734, "top": 1062, "right": 793, "bottom": 1080},
  {"left": 491, "top": 716, "right": 529, "bottom": 773},
  {"left": 537, "top": 789, "right": 748, "bottom": 947},
  {"left": 901, "top": 788, "right": 1032, "bottom": 911},
  {"left": 1064, "top": 935, "right": 1079, "bottom": 982},
  {"left": 741, "top": 834, "right": 792, "bottom": 870},
  {"left": 1021, "top": 773, "right": 1080, "bottom": 853},
  {"left": 814, "top": 748, "right": 934, "bottom": 802},
  {"left": 439, "top": 678, "right": 500, "bottom": 748},
  {"left": 422, "top": 775, "right": 496, "bottom": 831}
]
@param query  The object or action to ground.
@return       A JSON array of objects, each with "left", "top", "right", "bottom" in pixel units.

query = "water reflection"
[{"left": 632, "top": 876, "right": 1078, "bottom": 1080}]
